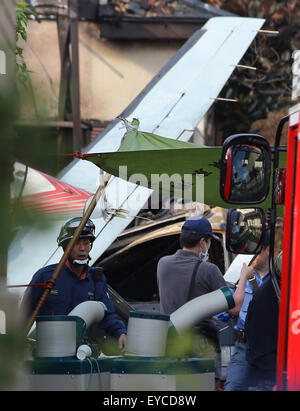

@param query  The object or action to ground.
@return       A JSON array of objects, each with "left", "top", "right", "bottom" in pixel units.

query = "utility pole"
[
  {"left": 0, "top": 0, "right": 16, "bottom": 287},
  {"left": 57, "top": 0, "right": 83, "bottom": 152},
  {"left": 69, "top": 0, "right": 82, "bottom": 152}
]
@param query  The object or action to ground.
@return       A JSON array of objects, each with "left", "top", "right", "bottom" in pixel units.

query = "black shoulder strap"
[
  {"left": 248, "top": 256, "right": 259, "bottom": 294},
  {"left": 248, "top": 276, "right": 259, "bottom": 293},
  {"left": 187, "top": 260, "right": 201, "bottom": 301}
]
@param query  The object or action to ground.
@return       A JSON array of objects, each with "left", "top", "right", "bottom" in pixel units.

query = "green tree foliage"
[
  {"left": 203, "top": 0, "right": 300, "bottom": 141},
  {"left": 16, "top": 2, "right": 35, "bottom": 84}
]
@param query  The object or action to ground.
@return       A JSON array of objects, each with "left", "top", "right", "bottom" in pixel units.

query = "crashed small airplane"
[{"left": 8, "top": 16, "right": 265, "bottom": 308}]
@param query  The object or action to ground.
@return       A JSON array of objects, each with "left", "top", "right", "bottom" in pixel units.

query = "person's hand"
[
  {"left": 240, "top": 263, "right": 255, "bottom": 281},
  {"left": 118, "top": 333, "right": 127, "bottom": 352}
]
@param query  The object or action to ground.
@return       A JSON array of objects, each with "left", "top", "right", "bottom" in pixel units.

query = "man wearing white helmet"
[{"left": 22, "top": 217, "right": 127, "bottom": 351}]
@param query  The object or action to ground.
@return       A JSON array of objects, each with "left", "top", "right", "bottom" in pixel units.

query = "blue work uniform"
[
  {"left": 22, "top": 263, "right": 127, "bottom": 339},
  {"left": 224, "top": 272, "right": 270, "bottom": 391},
  {"left": 235, "top": 272, "right": 270, "bottom": 331}
]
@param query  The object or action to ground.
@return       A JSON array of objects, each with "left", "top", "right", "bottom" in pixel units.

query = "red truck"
[{"left": 219, "top": 102, "right": 300, "bottom": 390}]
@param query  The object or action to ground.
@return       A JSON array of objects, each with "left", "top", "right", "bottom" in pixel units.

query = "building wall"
[{"left": 21, "top": 20, "right": 183, "bottom": 122}]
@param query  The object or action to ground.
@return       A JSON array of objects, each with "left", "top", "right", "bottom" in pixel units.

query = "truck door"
[{"left": 277, "top": 104, "right": 300, "bottom": 390}]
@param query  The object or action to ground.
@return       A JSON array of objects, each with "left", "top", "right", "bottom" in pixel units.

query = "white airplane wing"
[{"left": 8, "top": 16, "right": 265, "bottom": 298}]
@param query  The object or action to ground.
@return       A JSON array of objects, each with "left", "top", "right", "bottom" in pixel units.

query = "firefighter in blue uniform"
[{"left": 22, "top": 217, "right": 127, "bottom": 350}]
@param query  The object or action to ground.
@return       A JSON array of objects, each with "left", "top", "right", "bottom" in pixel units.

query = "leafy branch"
[
  {"left": 202, "top": 0, "right": 300, "bottom": 142},
  {"left": 16, "top": 2, "right": 35, "bottom": 85}
]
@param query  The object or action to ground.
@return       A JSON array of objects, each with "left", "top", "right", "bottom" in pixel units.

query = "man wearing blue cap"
[
  {"left": 157, "top": 216, "right": 254, "bottom": 316},
  {"left": 157, "top": 216, "right": 254, "bottom": 389}
]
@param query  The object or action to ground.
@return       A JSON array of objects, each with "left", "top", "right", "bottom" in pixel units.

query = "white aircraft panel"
[
  {"left": 8, "top": 16, "right": 265, "bottom": 298},
  {"left": 58, "top": 17, "right": 264, "bottom": 191}
]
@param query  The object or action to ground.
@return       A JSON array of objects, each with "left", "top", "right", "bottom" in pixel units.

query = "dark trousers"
[
  {"left": 224, "top": 341, "right": 276, "bottom": 391},
  {"left": 246, "top": 364, "right": 276, "bottom": 391}
]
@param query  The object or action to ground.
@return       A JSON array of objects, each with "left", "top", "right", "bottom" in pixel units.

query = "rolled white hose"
[
  {"left": 170, "top": 286, "right": 235, "bottom": 332},
  {"left": 28, "top": 301, "right": 107, "bottom": 338},
  {"left": 36, "top": 317, "right": 77, "bottom": 357},
  {"left": 125, "top": 311, "right": 170, "bottom": 357}
]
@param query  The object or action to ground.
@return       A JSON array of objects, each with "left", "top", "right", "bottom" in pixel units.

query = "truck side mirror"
[
  {"left": 226, "top": 207, "right": 266, "bottom": 255},
  {"left": 220, "top": 134, "right": 271, "bottom": 204}
]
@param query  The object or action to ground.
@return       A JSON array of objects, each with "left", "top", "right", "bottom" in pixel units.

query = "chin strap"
[
  {"left": 68, "top": 255, "right": 91, "bottom": 266},
  {"left": 72, "top": 259, "right": 89, "bottom": 265}
]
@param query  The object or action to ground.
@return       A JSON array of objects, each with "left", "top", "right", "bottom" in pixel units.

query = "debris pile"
[{"left": 110, "top": 0, "right": 190, "bottom": 17}]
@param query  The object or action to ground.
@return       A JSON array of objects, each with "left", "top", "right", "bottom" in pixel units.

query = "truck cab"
[{"left": 219, "top": 103, "right": 300, "bottom": 390}]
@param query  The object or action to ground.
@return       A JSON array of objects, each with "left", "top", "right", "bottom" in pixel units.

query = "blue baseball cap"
[{"left": 181, "top": 216, "right": 221, "bottom": 242}]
